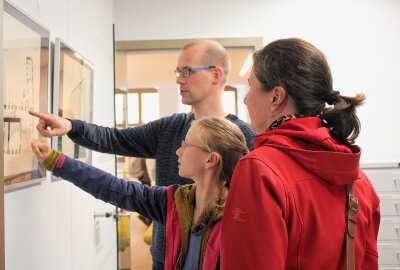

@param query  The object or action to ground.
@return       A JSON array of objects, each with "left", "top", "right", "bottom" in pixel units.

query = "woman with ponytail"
[{"left": 221, "top": 38, "right": 380, "bottom": 270}]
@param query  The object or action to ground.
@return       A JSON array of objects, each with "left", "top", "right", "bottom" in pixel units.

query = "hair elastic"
[{"left": 326, "top": 90, "right": 341, "bottom": 105}]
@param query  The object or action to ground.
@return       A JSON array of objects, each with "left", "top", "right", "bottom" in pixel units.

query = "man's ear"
[
  {"left": 205, "top": 152, "right": 220, "bottom": 169},
  {"left": 212, "top": 66, "right": 223, "bottom": 85}
]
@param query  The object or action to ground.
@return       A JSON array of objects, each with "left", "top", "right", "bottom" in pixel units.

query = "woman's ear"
[
  {"left": 205, "top": 152, "right": 220, "bottom": 169},
  {"left": 271, "top": 86, "right": 287, "bottom": 106}
]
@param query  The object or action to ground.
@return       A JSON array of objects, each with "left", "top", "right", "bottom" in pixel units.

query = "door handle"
[
  {"left": 94, "top": 211, "right": 115, "bottom": 219},
  {"left": 94, "top": 210, "right": 132, "bottom": 221}
]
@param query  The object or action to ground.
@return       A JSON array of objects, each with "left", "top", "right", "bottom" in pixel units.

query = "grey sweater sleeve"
[{"left": 67, "top": 118, "right": 164, "bottom": 158}]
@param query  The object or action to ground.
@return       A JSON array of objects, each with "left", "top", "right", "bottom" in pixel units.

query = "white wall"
[
  {"left": 115, "top": 0, "right": 400, "bottom": 164},
  {"left": 4, "top": 0, "right": 116, "bottom": 269}
]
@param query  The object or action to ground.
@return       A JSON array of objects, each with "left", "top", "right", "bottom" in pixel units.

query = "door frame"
[
  {"left": 116, "top": 37, "right": 263, "bottom": 52},
  {"left": 0, "top": 0, "right": 6, "bottom": 268}
]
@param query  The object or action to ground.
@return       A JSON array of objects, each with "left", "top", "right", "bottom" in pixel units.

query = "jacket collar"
[{"left": 173, "top": 184, "right": 224, "bottom": 269}]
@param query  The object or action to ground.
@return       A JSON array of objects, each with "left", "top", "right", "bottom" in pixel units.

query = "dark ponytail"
[
  {"left": 322, "top": 93, "right": 365, "bottom": 145},
  {"left": 253, "top": 38, "right": 366, "bottom": 145}
]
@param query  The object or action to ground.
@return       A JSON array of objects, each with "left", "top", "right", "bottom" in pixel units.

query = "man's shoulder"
[
  {"left": 226, "top": 114, "right": 253, "bottom": 132},
  {"left": 156, "top": 112, "right": 189, "bottom": 121},
  {"left": 226, "top": 114, "right": 247, "bottom": 125},
  {"left": 156, "top": 113, "right": 193, "bottom": 127},
  {"left": 225, "top": 114, "right": 255, "bottom": 149}
]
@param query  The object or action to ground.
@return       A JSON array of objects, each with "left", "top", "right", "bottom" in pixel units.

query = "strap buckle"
[
  {"left": 346, "top": 192, "right": 358, "bottom": 238},
  {"left": 348, "top": 193, "right": 359, "bottom": 214}
]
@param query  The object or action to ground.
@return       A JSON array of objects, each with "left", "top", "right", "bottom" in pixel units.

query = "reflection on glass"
[
  {"left": 222, "top": 91, "right": 236, "bottom": 115},
  {"left": 142, "top": 93, "right": 159, "bottom": 123},
  {"left": 115, "top": 94, "right": 124, "bottom": 125},
  {"left": 54, "top": 38, "right": 93, "bottom": 162},
  {"left": 127, "top": 93, "right": 139, "bottom": 125}
]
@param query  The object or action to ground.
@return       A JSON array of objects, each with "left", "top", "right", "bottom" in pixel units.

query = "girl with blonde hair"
[{"left": 32, "top": 116, "right": 248, "bottom": 270}]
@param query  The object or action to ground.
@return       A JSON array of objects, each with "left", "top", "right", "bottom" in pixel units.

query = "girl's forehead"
[{"left": 187, "top": 124, "right": 203, "bottom": 139}]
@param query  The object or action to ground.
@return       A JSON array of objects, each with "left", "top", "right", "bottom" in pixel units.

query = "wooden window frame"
[
  {"left": 224, "top": 85, "right": 238, "bottom": 116},
  {"left": 115, "top": 88, "right": 158, "bottom": 128}
]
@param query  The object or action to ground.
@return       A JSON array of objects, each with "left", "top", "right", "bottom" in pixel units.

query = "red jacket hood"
[{"left": 253, "top": 117, "right": 361, "bottom": 185}]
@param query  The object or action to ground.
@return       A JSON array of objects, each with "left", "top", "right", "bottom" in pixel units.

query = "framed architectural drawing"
[
  {"left": 53, "top": 38, "right": 94, "bottom": 164},
  {"left": 3, "top": 1, "right": 50, "bottom": 190}
]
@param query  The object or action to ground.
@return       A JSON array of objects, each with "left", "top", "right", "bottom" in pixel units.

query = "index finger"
[{"left": 29, "top": 110, "right": 53, "bottom": 121}]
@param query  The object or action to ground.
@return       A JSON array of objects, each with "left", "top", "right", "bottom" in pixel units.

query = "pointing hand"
[{"left": 29, "top": 110, "right": 72, "bottom": 137}]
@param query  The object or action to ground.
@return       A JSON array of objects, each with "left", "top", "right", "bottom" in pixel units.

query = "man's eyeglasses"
[{"left": 174, "top": 66, "right": 216, "bottom": 78}]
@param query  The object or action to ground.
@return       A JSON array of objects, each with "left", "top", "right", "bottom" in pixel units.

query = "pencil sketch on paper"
[{"left": 3, "top": 1, "right": 49, "bottom": 188}]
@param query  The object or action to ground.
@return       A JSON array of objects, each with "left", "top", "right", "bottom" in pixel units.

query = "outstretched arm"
[
  {"left": 31, "top": 139, "right": 168, "bottom": 224},
  {"left": 66, "top": 119, "right": 161, "bottom": 157},
  {"left": 31, "top": 109, "right": 162, "bottom": 158}
]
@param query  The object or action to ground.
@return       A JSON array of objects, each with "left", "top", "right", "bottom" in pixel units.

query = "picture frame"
[
  {"left": 52, "top": 38, "right": 94, "bottom": 165},
  {"left": 3, "top": 0, "right": 50, "bottom": 191}
]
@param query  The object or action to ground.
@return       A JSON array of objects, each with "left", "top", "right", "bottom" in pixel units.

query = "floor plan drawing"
[{"left": 3, "top": 1, "right": 49, "bottom": 187}]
